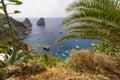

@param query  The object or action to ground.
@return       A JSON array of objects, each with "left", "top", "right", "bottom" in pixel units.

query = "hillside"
[
  {"left": 4, "top": 50, "right": 120, "bottom": 80},
  {"left": 0, "top": 13, "right": 31, "bottom": 54}
]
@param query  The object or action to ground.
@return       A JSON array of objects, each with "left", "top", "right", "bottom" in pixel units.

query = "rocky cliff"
[
  {"left": 0, "top": 14, "right": 32, "bottom": 54},
  {"left": 37, "top": 18, "right": 45, "bottom": 26},
  {"left": 23, "top": 18, "right": 32, "bottom": 27},
  {"left": 10, "top": 17, "right": 32, "bottom": 39}
]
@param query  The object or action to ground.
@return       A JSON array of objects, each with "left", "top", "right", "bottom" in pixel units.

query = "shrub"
[
  {"left": 5, "top": 60, "right": 46, "bottom": 77},
  {"left": 66, "top": 50, "right": 120, "bottom": 79},
  {"left": 0, "top": 49, "right": 29, "bottom": 68},
  {"left": 0, "top": 44, "right": 8, "bottom": 53},
  {"left": 92, "top": 41, "right": 120, "bottom": 56},
  {"left": 33, "top": 53, "right": 62, "bottom": 67},
  {"left": 66, "top": 50, "right": 93, "bottom": 71},
  {"left": 0, "top": 68, "right": 6, "bottom": 80}
]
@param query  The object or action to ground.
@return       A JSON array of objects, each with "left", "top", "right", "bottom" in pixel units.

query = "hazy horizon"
[{"left": 2, "top": 0, "right": 75, "bottom": 18}]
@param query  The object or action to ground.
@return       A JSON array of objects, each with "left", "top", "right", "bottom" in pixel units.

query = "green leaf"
[
  {"left": 8, "top": 0, "right": 23, "bottom": 5},
  {"left": 5, "top": 55, "right": 9, "bottom": 59},
  {"left": 7, "top": 49, "right": 13, "bottom": 56},
  {"left": 0, "top": 6, "right": 3, "bottom": 9},
  {"left": 0, "top": 60, "right": 6, "bottom": 68},
  {"left": 14, "top": 10, "right": 21, "bottom": 13},
  {"left": 15, "top": 1, "right": 23, "bottom": 5}
]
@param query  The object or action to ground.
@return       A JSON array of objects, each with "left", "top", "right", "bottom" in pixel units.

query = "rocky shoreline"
[
  {"left": 10, "top": 17, "right": 32, "bottom": 39},
  {"left": 0, "top": 14, "right": 33, "bottom": 55}
]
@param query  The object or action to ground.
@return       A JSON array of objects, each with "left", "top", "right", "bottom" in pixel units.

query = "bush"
[
  {"left": 92, "top": 41, "right": 120, "bottom": 56},
  {"left": 33, "top": 53, "right": 62, "bottom": 67},
  {"left": 0, "top": 44, "right": 8, "bottom": 53},
  {"left": 0, "top": 68, "right": 6, "bottom": 80},
  {"left": 66, "top": 50, "right": 93, "bottom": 71},
  {"left": 6, "top": 60, "right": 46, "bottom": 77},
  {"left": 66, "top": 50, "right": 120, "bottom": 79}
]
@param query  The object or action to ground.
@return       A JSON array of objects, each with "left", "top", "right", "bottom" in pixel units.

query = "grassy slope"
[
  {"left": 0, "top": 13, "right": 119, "bottom": 80},
  {"left": 0, "top": 14, "right": 29, "bottom": 54},
  {"left": 6, "top": 50, "right": 120, "bottom": 80}
]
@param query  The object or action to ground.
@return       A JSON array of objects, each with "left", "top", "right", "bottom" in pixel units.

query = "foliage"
[
  {"left": 8, "top": 0, "right": 22, "bottom": 5},
  {"left": 0, "top": 59, "right": 46, "bottom": 79},
  {"left": 0, "top": 0, "right": 23, "bottom": 65},
  {"left": 33, "top": 53, "right": 62, "bottom": 67},
  {"left": 55, "top": 0, "right": 120, "bottom": 49},
  {"left": 66, "top": 50, "right": 120, "bottom": 79},
  {"left": 92, "top": 41, "right": 120, "bottom": 56},
  {"left": 0, "top": 49, "right": 28, "bottom": 68},
  {"left": 0, "top": 44, "right": 8, "bottom": 53},
  {"left": 0, "top": 68, "right": 6, "bottom": 80},
  {"left": 5, "top": 60, "right": 46, "bottom": 77}
]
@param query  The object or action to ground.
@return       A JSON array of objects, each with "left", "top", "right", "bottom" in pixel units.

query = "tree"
[
  {"left": 55, "top": 0, "right": 120, "bottom": 48},
  {"left": 0, "top": 0, "right": 22, "bottom": 64}
]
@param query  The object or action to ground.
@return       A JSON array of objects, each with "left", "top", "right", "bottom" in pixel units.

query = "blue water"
[{"left": 17, "top": 18, "right": 100, "bottom": 60}]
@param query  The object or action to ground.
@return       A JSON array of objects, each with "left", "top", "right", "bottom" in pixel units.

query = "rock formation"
[
  {"left": 10, "top": 17, "right": 32, "bottom": 39},
  {"left": 0, "top": 14, "right": 32, "bottom": 54},
  {"left": 23, "top": 18, "right": 32, "bottom": 27},
  {"left": 43, "top": 45, "right": 50, "bottom": 51},
  {"left": 37, "top": 18, "right": 45, "bottom": 26}
]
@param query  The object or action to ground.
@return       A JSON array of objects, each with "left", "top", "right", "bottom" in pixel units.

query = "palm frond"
[
  {"left": 56, "top": 0, "right": 120, "bottom": 47},
  {"left": 55, "top": 33, "right": 80, "bottom": 44}
]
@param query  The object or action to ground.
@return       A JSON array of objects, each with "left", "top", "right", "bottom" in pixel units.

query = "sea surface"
[{"left": 16, "top": 18, "right": 100, "bottom": 60}]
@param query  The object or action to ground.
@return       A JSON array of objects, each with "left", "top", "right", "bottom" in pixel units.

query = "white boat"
[
  {"left": 62, "top": 54, "right": 66, "bottom": 56},
  {"left": 60, "top": 45, "right": 63, "bottom": 48},
  {"left": 59, "top": 31, "right": 63, "bottom": 33},
  {"left": 65, "top": 51, "right": 69, "bottom": 53},
  {"left": 57, "top": 50, "right": 60, "bottom": 52},
  {"left": 91, "top": 43, "right": 96, "bottom": 46},
  {"left": 55, "top": 52, "right": 58, "bottom": 55},
  {"left": 76, "top": 45, "right": 80, "bottom": 48},
  {"left": 76, "top": 39, "right": 79, "bottom": 42}
]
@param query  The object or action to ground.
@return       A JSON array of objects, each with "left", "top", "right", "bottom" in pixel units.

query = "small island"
[
  {"left": 37, "top": 18, "right": 45, "bottom": 26},
  {"left": 43, "top": 45, "right": 50, "bottom": 51},
  {"left": 23, "top": 18, "right": 32, "bottom": 27}
]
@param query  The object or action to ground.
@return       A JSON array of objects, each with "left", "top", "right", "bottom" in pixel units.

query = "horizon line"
[{"left": 12, "top": 17, "right": 66, "bottom": 18}]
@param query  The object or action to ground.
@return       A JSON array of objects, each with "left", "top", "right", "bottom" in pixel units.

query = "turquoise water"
[{"left": 19, "top": 18, "right": 100, "bottom": 60}]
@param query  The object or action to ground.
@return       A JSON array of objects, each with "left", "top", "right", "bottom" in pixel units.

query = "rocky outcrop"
[
  {"left": 23, "top": 18, "right": 32, "bottom": 27},
  {"left": 0, "top": 14, "right": 32, "bottom": 55},
  {"left": 43, "top": 45, "right": 50, "bottom": 51},
  {"left": 10, "top": 17, "right": 32, "bottom": 39},
  {"left": 37, "top": 18, "right": 45, "bottom": 26}
]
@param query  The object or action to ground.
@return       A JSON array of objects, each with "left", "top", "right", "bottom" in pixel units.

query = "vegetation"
[
  {"left": 66, "top": 50, "right": 120, "bottom": 80},
  {"left": 0, "top": 53, "right": 62, "bottom": 80},
  {"left": 0, "top": 50, "right": 118, "bottom": 80},
  {"left": 0, "top": 0, "right": 23, "bottom": 65},
  {"left": 55, "top": 0, "right": 120, "bottom": 55},
  {"left": 92, "top": 41, "right": 120, "bottom": 56},
  {"left": 33, "top": 53, "right": 62, "bottom": 67},
  {"left": 0, "top": 0, "right": 120, "bottom": 80}
]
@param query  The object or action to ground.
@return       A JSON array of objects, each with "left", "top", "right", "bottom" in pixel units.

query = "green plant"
[
  {"left": 33, "top": 53, "right": 62, "bottom": 67},
  {"left": 0, "top": 0, "right": 22, "bottom": 64},
  {"left": 0, "top": 68, "right": 6, "bottom": 80},
  {"left": 41, "top": 53, "right": 62, "bottom": 67},
  {"left": 0, "top": 49, "right": 28, "bottom": 68},
  {"left": 92, "top": 41, "right": 120, "bottom": 56},
  {"left": 66, "top": 50, "right": 120, "bottom": 79},
  {"left": 0, "top": 44, "right": 8, "bottom": 53},
  {"left": 55, "top": 0, "right": 120, "bottom": 51}
]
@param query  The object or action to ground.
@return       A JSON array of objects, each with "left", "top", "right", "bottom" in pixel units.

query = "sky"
[{"left": 5, "top": 0, "right": 74, "bottom": 18}]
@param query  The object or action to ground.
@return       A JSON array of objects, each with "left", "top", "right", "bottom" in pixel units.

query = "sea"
[{"left": 16, "top": 18, "right": 101, "bottom": 60}]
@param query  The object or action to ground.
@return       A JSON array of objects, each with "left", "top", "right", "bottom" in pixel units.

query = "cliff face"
[
  {"left": 23, "top": 18, "right": 32, "bottom": 27},
  {"left": 37, "top": 18, "right": 45, "bottom": 26},
  {"left": 0, "top": 14, "right": 32, "bottom": 54},
  {"left": 10, "top": 17, "right": 32, "bottom": 39}
]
